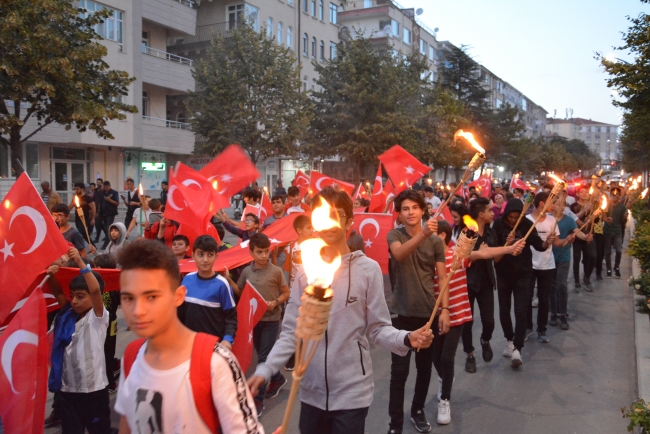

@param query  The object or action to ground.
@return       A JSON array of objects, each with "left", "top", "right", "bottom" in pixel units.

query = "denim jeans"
[
  {"left": 527, "top": 269, "right": 556, "bottom": 334},
  {"left": 432, "top": 324, "right": 463, "bottom": 401},
  {"left": 551, "top": 262, "right": 570, "bottom": 316},
  {"left": 388, "top": 316, "right": 434, "bottom": 430},
  {"left": 497, "top": 273, "right": 532, "bottom": 351},
  {"left": 604, "top": 233, "right": 623, "bottom": 270},
  {"left": 461, "top": 286, "right": 495, "bottom": 354},
  {"left": 299, "top": 402, "right": 369, "bottom": 434},
  {"left": 253, "top": 320, "right": 283, "bottom": 402}
]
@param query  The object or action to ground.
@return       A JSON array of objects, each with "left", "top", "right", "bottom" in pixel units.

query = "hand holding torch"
[
  {"left": 522, "top": 175, "right": 566, "bottom": 242},
  {"left": 74, "top": 196, "right": 94, "bottom": 249}
]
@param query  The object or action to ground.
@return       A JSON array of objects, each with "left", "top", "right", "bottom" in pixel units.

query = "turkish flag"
[
  {"left": 164, "top": 165, "right": 208, "bottom": 229},
  {"left": 174, "top": 162, "right": 229, "bottom": 217},
  {"left": 0, "top": 287, "right": 48, "bottom": 434},
  {"left": 199, "top": 145, "right": 261, "bottom": 199},
  {"left": 262, "top": 213, "right": 301, "bottom": 245},
  {"left": 176, "top": 222, "right": 221, "bottom": 256},
  {"left": 369, "top": 165, "right": 397, "bottom": 213},
  {"left": 354, "top": 183, "right": 370, "bottom": 200},
  {"left": 0, "top": 173, "right": 70, "bottom": 324},
  {"left": 510, "top": 174, "right": 530, "bottom": 191},
  {"left": 433, "top": 206, "right": 454, "bottom": 226},
  {"left": 293, "top": 170, "right": 310, "bottom": 199},
  {"left": 231, "top": 281, "right": 267, "bottom": 372},
  {"left": 179, "top": 241, "right": 253, "bottom": 273},
  {"left": 351, "top": 213, "right": 393, "bottom": 273},
  {"left": 378, "top": 145, "right": 431, "bottom": 192},
  {"left": 260, "top": 193, "right": 272, "bottom": 222},
  {"left": 309, "top": 171, "right": 355, "bottom": 196},
  {"left": 468, "top": 175, "right": 492, "bottom": 198}
]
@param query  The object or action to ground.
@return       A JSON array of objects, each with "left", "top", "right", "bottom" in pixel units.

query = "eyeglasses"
[{"left": 244, "top": 219, "right": 256, "bottom": 224}]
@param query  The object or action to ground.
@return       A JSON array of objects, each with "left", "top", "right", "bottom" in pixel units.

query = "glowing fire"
[
  {"left": 638, "top": 175, "right": 643, "bottom": 183},
  {"left": 601, "top": 195, "right": 608, "bottom": 210},
  {"left": 138, "top": 183, "right": 144, "bottom": 196},
  {"left": 463, "top": 215, "right": 478, "bottom": 232},
  {"left": 212, "top": 180, "right": 219, "bottom": 190},
  {"left": 589, "top": 187, "right": 594, "bottom": 195},
  {"left": 74, "top": 196, "right": 80, "bottom": 208},
  {"left": 642, "top": 188, "right": 649, "bottom": 199},
  {"left": 311, "top": 196, "right": 340, "bottom": 231},
  {"left": 454, "top": 130, "right": 486, "bottom": 154},
  {"left": 598, "top": 169, "right": 604, "bottom": 176},
  {"left": 548, "top": 173, "right": 564, "bottom": 184},
  {"left": 300, "top": 238, "right": 341, "bottom": 288}
]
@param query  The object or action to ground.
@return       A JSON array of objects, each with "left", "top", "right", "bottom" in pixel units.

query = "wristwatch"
[
  {"left": 404, "top": 333, "right": 413, "bottom": 349},
  {"left": 79, "top": 264, "right": 92, "bottom": 275}
]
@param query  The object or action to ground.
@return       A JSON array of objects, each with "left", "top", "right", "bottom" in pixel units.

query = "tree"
[
  {"left": 189, "top": 23, "right": 311, "bottom": 165},
  {"left": 0, "top": 1, "right": 137, "bottom": 177},
  {"left": 599, "top": 0, "right": 650, "bottom": 172},
  {"left": 311, "top": 35, "right": 430, "bottom": 183}
]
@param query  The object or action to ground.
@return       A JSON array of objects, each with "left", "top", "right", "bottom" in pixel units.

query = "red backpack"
[{"left": 123, "top": 332, "right": 220, "bottom": 432}]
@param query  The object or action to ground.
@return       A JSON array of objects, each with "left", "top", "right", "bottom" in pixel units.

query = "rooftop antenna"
[
  {"left": 416, "top": 8, "right": 423, "bottom": 15},
  {"left": 433, "top": 27, "right": 439, "bottom": 38}
]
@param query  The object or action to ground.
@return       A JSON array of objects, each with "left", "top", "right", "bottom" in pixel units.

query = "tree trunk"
[
  {"left": 443, "top": 166, "right": 448, "bottom": 183},
  {"left": 10, "top": 126, "right": 24, "bottom": 178}
]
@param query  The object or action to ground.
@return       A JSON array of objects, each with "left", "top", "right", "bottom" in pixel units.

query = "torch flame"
[
  {"left": 74, "top": 196, "right": 80, "bottom": 208},
  {"left": 300, "top": 238, "right": 342, "bottom": 288},
  {"left": 138, "top": 183, "right": 143, "bottom": 196},
  {"left": 589, "top": 187, "right": 594, "bottom": 195},
  {"left": 311, "top": 196, "right": 341, "bottom": 231},
  {"left": 601, "top": 195, "right": 608, "bottom": 210},
  {"left": 548, "top": 173, "right": 564, "bottom": 184},
  {"left": 638, "top": 175, "right": 643, "bottom": 183},
  {"left": 598, "top": 169, "right": 604, "bottom": 176},
  {"left": 642, "top": 188, "right": 649, "bottom": 199},
  {"left": 462, "top": 215, "right": 478, "bottom": 232},
  {"left": 454, "top": 130, "right": 486, "bottom": 155}
]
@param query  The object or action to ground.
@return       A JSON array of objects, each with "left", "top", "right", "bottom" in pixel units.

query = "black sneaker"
[
  {"left": 44, "top": 412, "right": 61, "bottom": 428},
  {"left": 538, "top": 332, "right": 550, "bottom": 343},
  {"left": 560, "top": 316, "right": 569, "bottom": 330},
  {"left": 264, "top": 376, "right": 287, "bottom": 399},
  {"left": 410, "top": 409, "right": 432, "bottom": 433},
  {"left": 614, "top": 268, "right": 621, "bottom": 279},
  {"left": 596, "top": 275, "right": 604, "bottom": 282},
  {"left": 606, "top": 270, "right": 612, "bottom": 279},
  {"left": 480, "top": 339, "right": 493, "bottom": 362},
  {"left": 549, "top": 315, "right": 558, "bottom": 327},
  {"left": 108, "top": 382, "right": 118, "bottom": 394},
  {"left": 387, "top": 429, "right": 402, "bottom": 434},
  {"left": 465, "top": 355, "right": 477, "bottom": 373},
  {"left": 113, "top": 358, "right": 121, "bottom": 380},
  {"left": 583, "top": 277, "right": 594, "bottom": 292},
  {"left": 255, "top": 401, "right": 264, "bottom": 418},
  {"left": 285, "top": 354, "right": 295, "bottom": 371}
]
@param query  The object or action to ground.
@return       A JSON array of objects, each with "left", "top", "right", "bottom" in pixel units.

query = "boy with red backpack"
[{"left": 115, "top": 240, "right": 262, "bottom": 433}]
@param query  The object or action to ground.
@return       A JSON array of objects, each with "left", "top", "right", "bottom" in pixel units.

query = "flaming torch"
[
  {"left": 279, "top": 197, "right": 341, "bottom": 434},
  {"left": 642, "top": 188, "right": 649, "bottom": 200},
  {"left": 577, "top": 195, "right": 606, "bottom": 233},
  {"left": 433, "top": 130, "right": 486, "bottom": 219},
  {"left": 74, "top": 195, "right": 94, "bottom": 249},
  {"left": 424, "top": 215, "right": 479, "bottom": 332},
  {"left": 522, "top": 174, "right": 566, "bottom": 242},
  {"left": 504, "top": 192, "right": 535, "bottom": 246}
]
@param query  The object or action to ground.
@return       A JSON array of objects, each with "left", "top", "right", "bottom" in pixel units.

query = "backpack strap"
[
  {"left": 123, "top": 338, "right": 146, "bottom": 378},
  {"left": 190, "top": 332, "right": 220, "bottom": 433}
]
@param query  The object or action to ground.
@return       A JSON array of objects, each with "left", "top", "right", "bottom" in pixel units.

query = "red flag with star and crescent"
[
  {"left": 468, "top": 174, "right": 492, "bottom": 198},
  {"left": 354, "top": 183, "right": 370, "bottom": 200},
  {"left": 378, "top": 145, "right": 431, "bottom": 193},
  {"left": 510, "top": 174, "right": 530, "bottom": 191},
  {"left": 199, "top": 145, "right": 261, "bottom": 199},
  {"left": 369, "top": 165, "right": 397, "bottom": 214},
  {"left": 351, "top": 213, "right": 394, "bottom": 273},
  {"left": 309, "top": 171, "right": 355, "bottom": 196},
  {"left": 0, "top": 173, "right": 70, "bottom": 324},
  {"left": 292, "top": 170, "right": 311, "bottom": 200},
  {"left": 231, "top": 281, "right": 267, "bottom": 372},
  {"left": 0, "top": 286, "right": 48, "bottom": 434}
]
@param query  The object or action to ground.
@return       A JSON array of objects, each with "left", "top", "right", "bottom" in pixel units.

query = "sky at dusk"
[{"left": 399, "top": 0, "right": 649, "bottom": 126}]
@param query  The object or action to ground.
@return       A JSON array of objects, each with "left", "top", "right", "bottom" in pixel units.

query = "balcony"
[
  {"left": 167, "top": 22, "right": 234, "bottom": 53},
  {"left": 142, "top": 47, "right": 194, "bottom": 93},
  {"left": 142, "top": 116, "right": 195, "bottom": 154},
  {"left": 142, "top": 0, "right": 198, "bottom": 35}
]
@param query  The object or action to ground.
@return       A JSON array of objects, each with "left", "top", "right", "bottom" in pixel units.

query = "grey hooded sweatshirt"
[
  {"left": 254, "top": 250, "right": 410, "bottom": 411},
  {"left": 105, "top": 222, "right": 127, "bottom": 262}
]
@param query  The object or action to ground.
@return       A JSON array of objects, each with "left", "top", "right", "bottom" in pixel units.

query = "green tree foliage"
[
  {"left": 310, "top": 36, "right": 430, "bottom": 183},
  {"left": 0, "top": 0, "right": 137, "bottom": 176},
  {"left": 189, "top": 23, "right": 311, "bottom": 165},
  {"left": 599, "top": 0, "right": 650, "bottom": 172}
]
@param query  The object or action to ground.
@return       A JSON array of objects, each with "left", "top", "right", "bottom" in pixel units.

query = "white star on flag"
[
  {"left": 365, "top": 239, "right": 373, "bottom": 248},
  {"left": 221, "top": 174, "right": 233, "bottom": 182},
  {"left": 0, "top": 240, "right": 14, "bottom": 261},
  {"left": 405, "top": 166, "right": 414, "bottom": 175},
  {"left": 270, "top": 238, "right": 281, "bottom": 244}
]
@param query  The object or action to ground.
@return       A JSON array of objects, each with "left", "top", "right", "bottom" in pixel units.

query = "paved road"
[{"left": 42, "top": 252, "right": 637, "bottom": 434}]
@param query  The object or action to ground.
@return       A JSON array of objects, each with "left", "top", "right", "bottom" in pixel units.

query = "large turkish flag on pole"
[
  {"left": 351, "top": 213, "right": 394, "bottom": 273},
  {"left": 378, "top": 145, "right": 431, "bottom": 192},
  {"left": 510, "top": 174, "right": 530, "bottom": 191},
  {"left": 231, "top": 281, "right": 267, "bottom": 373},
  {"left": 199, "top": 145, "right": 261, "bottom": 199},
  {"left": 468, "top": 174, "right": 492, "bottom": 198},
  {"left": 292, "top": 170, "right": 310, "bottom": 200},
  {"left": 309, "top": 171, "right": 355, "bottom": 196},
  {"left": 0, "top": 287, "right": 48, "bottom": 434},
  {"left": 0, "top": 173, "right": 70, "bottom": 324}
]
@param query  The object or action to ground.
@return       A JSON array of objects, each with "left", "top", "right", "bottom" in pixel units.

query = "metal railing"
[
  {"left": 142, "top": 46, "right": 193, "bottom": 66},
  {"left": 167, "top": 22, "right": 234, "bottom": 48},
  {"left": 142, "top": 116, "right": 191, "bottom": 130},
  {"left": 168, "top": 0, "right": 198, "bottom": 8}
]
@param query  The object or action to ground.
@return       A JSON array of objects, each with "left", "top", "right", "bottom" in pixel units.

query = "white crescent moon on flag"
[
  {"left": 9, "top": 206, "right": 46, "bottom": 254},
  {"left": 207, "top": 176, "right": 228, "bottom": 194},
  {"left": 315, "top": 177, "right": 328, "bottom": 191},
  {"left": 373, "top": 176, "right": 383, "bottom": 196},
  {"left": 297, "top": 175, "right": 309, "bottom": 187},
  {"left": 359, "top": 218, "right": 380, "bottom": 239},
  {"left": 1, "top": 329, "right": 38, "bottom": 394},
  {"left": 181, "top": 179, "right": 202, "bottom": 189},
  {"left": 167, "top": 185, "right": 185, "bottom": 211},
  {"left": 249, "top": 298, "right": 258, "bottom": 322}
]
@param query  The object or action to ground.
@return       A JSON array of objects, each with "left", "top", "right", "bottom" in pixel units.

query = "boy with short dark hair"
[
  {"left": 52, "top": 203, "right": 92, "bottom": 257},
  {"left": 115, "top": 240, "right": 261, "bottom": 433},
  {"left": 263, "top": 195, "right": 288, "bottom": 228},
  {"left": 171, "top": 234, "right": 191, "bottom": 261},
  {"left": 94, "top": 253, "right": 121, "bottom": 393},
  {"left": 178, "top": 235, "right": 237, "bottom": 348},
  {"left": 285, "top": 186, "right": 311, "bottom": 214},
  {"left": 218, "top": 211, "right": 260, "bottom": 241}
]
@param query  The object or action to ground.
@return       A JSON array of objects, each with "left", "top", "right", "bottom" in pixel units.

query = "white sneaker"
[
  {"left": 437, "top": 399, "right": 451, "bottom": 425},
  {"left": 437, "top": 376, "right": 442, "bottom": 401},
  {"left": 531, "top": 296, "right": 539, "bottom": 307},
  {"left": 511, "top": 349, "right": 522, "bottom": 368},
  {"left": 503, "top": 340, "right": 514, "bottom": 358}
]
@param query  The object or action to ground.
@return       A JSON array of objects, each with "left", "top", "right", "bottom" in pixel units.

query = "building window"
[
  {"left": 319, "top": 0, "right": 324, "bottom": 19},
  {"left": 320, "top": 40, "right": 324, "bottom": 61},
  {"left": 330, "top": 41, "right": 337, "bottom": 59},
  {"left": 267, "top": 18, "right": 273, "bottom": 38},
  {"left": 228, "top": 4, "right": 258, "bottom": 31},
  {"left": 312, "top": 78, "right": 317, "bottom": 91},
  {"left": 429, "top": 46, "right": 434, "bottom": 60},
  {"left": 142, "top": 91, "right": 149, "bottom": 117},
  {"left": 141, "top": 31, "right": 149, "bottom": 53},
  {"left": 329, "top": 3, "right": 337, "bottom": 23},
  {"left": 391, "top": 19, "right": 399, "bottom": 37},
  {"left": 303, "top": 0, "right": 308, "bottom": 12},
  {"left": 303, "top": 33, "right": 308, "bottom": 56},
  {"left": 79, "top": 0, "right": 123, "bottom": 44},
  {"left": 277, "top": 22, "right": 283, "bottom": 44},
  {"left": 521, "top": 99, "right": 527, "bottom": 111},
  {"left": 303, "top": 76, "right": 308, "bottom": 92},
  {"left": 420, "top": 39, "right": 427, "bottom": 55},
  {"left": 0, "top": 143, "right": 39, "bottom": 179},
  {"left": 595, "top": 134, "right": 601, "bottom": 139},
  {"left": 595, "top": 127, "right": 601, "bottom": 133},
  {"left": 403, "top": 28, "right": 411, "bottom": 45},
  {"left": 495, "top": 98, "right": 503, "bottom": 109},
  {"left": 311, "top": 37, "right": 316, "bottom": 58},
  {"left": 177, "top": 112, "right": 186, "bottom": 123},
  {"left": 287, "top": 27, "right": 292, "bottom": 47},
  {"left": 311, "top": 0, "right": 316, "bottom": 15}
]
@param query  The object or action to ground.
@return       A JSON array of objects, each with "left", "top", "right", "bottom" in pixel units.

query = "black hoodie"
[{"left": 493, "top": 198, "right": 545, "bottom": 276}]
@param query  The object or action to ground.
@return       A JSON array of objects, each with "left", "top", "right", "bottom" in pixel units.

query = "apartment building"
[
  {"left": 546, "top": 117, "right": 620, "bottom": 168},
  {"left": 1, "top": 0, "right": 198, "bottom": 202}
]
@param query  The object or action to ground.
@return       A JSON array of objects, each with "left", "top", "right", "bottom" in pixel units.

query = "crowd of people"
[{"left": 37, "top": 173, "right": 631, "bottom": 434}]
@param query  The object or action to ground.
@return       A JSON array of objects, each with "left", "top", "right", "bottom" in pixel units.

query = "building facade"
[{"left": 546, "top": 117, "right": 620, "bottom": 169}]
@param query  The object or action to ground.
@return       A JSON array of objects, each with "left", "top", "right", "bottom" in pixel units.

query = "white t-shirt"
[
  {"left": 115, "top": 341, "right": 263, "bottom": 434},
  {"left": 425, "top": 196, "right": 441, "bottom": 208},
  {"left": 286, "top": 204, "right": 309, "bottom": 214},
  {"left": 526, "top": 214, "right": 559, "bottom": 270},
  {"left": 61, "top": 306, "right": 109, "bottom": 393}
]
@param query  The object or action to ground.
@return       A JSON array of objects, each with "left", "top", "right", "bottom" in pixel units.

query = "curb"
[{"left": 632, "top": 257, "right": 650, "bottom": 402}]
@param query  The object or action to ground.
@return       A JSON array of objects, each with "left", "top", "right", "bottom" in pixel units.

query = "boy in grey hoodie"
[
  {"left": 105, "top": 222, "right": 127, "bottom": 263},
  {"left": 247, "top": 187, "right": 433, "bottom": 434}
]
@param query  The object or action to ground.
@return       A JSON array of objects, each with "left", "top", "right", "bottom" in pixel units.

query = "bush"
[
  {"left": 632, "top": 199, "right": 650, "bottom": 224},
  {"left": 622, "top": 398, "right": 650, "bottom": 432},
  {"left": 629, "top": 222, "right": 650, "bottom": 273}
]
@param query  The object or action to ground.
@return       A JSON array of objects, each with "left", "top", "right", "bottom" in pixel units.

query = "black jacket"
[
  {"left": 493, "top": 199, "right": 545, "bottom": 276},
  {"left": 466, "top": 225, "right": 497, "bottom": 292}
]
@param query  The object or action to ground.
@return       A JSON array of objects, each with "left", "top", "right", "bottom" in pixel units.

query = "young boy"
[
  {"left": 51, "top": 203, "right": 94, "bottom": 257},
  {"left": 226, "top": 233, "right": 290, "bottom": 416},
  {"left": 178, "top": 235, "right": 237, "bottom": 347},
  {"left": 285, "top": 186, "right": 312, "bottom": 214},
  {"left": 284, "top": 215, "right": 314, "bottom": 288},
  {"left": 94, "top": 253, "right": 121, "bottom": 393},
  {"left": 48, "top": 247, "right": 111, "bottom": 433},
  {"left": 247, "top": 187, "right": 434, "bottom": 433},
  {"left": 218, "top": 211, "right": 260, "bottom": 241},
  {"left": 171, "top": 234, "right": 192, "bottom": 261},
  {"left": 105, "top": 222, "right": 127, "bottom": 261},
  {"left": 263, "top": 195, "right": 288, "bottom": 229},
  {"left": 115, "top": 240, "right": 262, "bottom": 433}
]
